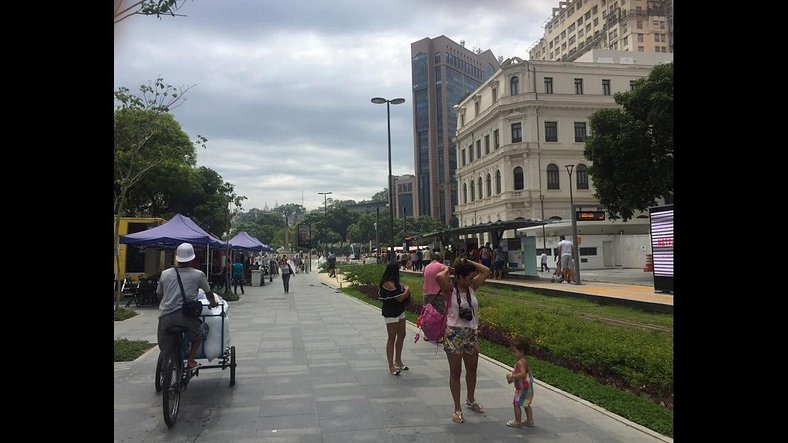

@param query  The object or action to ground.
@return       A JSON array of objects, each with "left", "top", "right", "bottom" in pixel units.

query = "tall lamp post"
[
  {"left": 318, "top": 191, "right": 332, "bottom": 254},
  {"left": 565, "top": 165, "right": 581, "bottom": 285},
  {"left": 371, "top": 96, "right": 405, "bottom": 264}
]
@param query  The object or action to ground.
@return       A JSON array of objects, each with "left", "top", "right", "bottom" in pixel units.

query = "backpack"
[{"left": 417, "top": 292, "right": 452, "bottom": 344}]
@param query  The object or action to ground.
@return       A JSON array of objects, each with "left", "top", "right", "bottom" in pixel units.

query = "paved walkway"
[{"left": 114, "top": 268, "right": 672, "bottom": 442}]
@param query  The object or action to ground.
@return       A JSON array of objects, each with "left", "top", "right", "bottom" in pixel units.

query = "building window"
[
  {"left": 574, "top": 122, "right": 587, "bottom": 142},
  {"left": 460, "top": 113, "right": 464, "bottom": 126},
  {"left": 461, "top": 149, "right": 466, "bottom": 166},
  {"left": 511, "top": 123, "right": 522, "bottom": 143},
  {"left": 468, "top": 144, "right": 474, "bottom": 162},
  {"left": 492, "top": 87, "right": 497, "bottom": 102},
  {"left": 486, "top": 173, "right": 492, "bottom": 196},
  {"left": 576, "top": 164, "right": 589, "bottom": 189},
  {"left": 463, "top": 183, "right": 467, "bottom": 203},
  {"left": 547, "top": 164, "right": 560, "bottom": 189},
  {"left": 638, "top": 33, "right": 643, "bottom": 42},
  {"left": 637, "top": 46, "right": 644, "bottom": 52},
  {"left": 476, "top": 140, "right": 481, "bottom": 158},
  {"left": 474, "top": 100, "right": 480, "bottom": 116},
  {"left": 574, "top": 78, "right": 584, "bottom": 95},
  {"left": 494, "top": 129, "right": 499, "bottom": 149},
  {"left": 654, "top": 33, "right": 659, "bottom": 42},
  {"left": 495, "top": 170, "right": 501, "bottom": 194},
  {"left": 513, "top": 167, "right": 524, "bottom": 190},
  {"left": 470, "top": 179, "right": 475, "bottom": 201},
  {"left": 545, "top": 121, "right": 558, "bottom": 142},
  {"left": 510, "top": 76, "right": 519, "bottom": 95},
  {"left": 544, "top": 77, "right": 553, "bottom": 94},
  {"left": 637, "top": 20, "right": 643, "bottom": 29},
  {"left": 602, "top": 79, "right": 611, "bottom": 95},
  {"left": 477, "top": 179, "right": 483, "bottom": 200},
  {"left": 630, "top": 80, "right": 637, "bottom": 91},
  {"left": 484, "top": 135, "right": 490, "bottom": 154}
]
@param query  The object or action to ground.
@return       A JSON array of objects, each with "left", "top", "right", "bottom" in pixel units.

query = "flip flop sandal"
[
  {"left": 465, "top": 399, "right": 486, "bottom": 414},
  {"left": 452, "top": 410, "right": 464, "bottom": 423}
]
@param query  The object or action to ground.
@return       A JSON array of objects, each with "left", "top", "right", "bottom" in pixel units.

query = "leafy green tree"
[
  {"left": 583, "top": 63, "right": 673, "bottom": 221},
  {"left": 371, "top": 189, "right": 388, "bottom": 203},
  {"left": 114, "top": 0, "right": 193, "bottom": 23},
  {"left": 113, "top": 78, "right": 206, "bottom": 309}
]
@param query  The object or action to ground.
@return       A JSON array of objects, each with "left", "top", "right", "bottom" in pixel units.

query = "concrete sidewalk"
[{"left": 114, "top": 269, "right": 672, "bottom": 442}]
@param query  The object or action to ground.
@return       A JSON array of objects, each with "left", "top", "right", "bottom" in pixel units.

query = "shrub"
[
  {"left": 114, "top": 338, "right": 155, "bottom": 362},
  {"left": 114, "top": 307, "right": 139, "bottom": 321}
]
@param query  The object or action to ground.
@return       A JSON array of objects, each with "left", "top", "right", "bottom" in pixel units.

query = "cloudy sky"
[{"left": 114, "top": 0, "right": 555, "bottom": 212}]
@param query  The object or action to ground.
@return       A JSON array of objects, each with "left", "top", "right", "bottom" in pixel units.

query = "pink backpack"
[{"left": 417, "top": 293, "right": 451, "bottom": 343}]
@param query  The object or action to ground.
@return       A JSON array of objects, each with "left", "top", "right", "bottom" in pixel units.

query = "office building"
[{"left": 410, "top": 36, "right": 499, "bottom": 226}]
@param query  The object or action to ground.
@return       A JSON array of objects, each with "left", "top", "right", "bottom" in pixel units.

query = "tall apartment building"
[
  {"left": 528, "top": 0, "right": 672, "bottom": 62},
  {"left": 453, "top": 56, "right": 665, "bottom": 257},
  {"left": 410, "top": 36, "right": 499, "bottom": 226}
]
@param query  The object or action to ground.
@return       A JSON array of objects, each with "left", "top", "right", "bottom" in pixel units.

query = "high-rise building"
[
  {"left": 410, "top": 36, "right": 499, "bottom": 226},
  {"left": 528, "top": 0, "right": 672, "bottom": 62}
]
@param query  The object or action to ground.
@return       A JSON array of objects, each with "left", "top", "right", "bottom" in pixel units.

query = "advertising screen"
[{"left": 649, "top": 205, "right": 673, "bottom": 293}]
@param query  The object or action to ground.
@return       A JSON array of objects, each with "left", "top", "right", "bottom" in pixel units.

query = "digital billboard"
[{"left": 649, "top": 205, "right": 673, "bottom": 293}]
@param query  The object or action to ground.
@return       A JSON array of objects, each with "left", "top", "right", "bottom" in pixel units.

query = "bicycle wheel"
[
  {"left": 162, "top": 353, "right": 182, "bottom": 427},
  {"left": 154, "top": 352, "right": 164, "bottom": 392},
  {"left": 229, "top": 346, "right": 236, "bottom": 387}
]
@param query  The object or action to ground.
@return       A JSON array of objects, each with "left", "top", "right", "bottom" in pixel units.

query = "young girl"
[
  {"left": 505, "top": 338, "right": 535, "bottom": 428},
  {"left": 378, "top": 262, "right": 411, "bottom": 375}
]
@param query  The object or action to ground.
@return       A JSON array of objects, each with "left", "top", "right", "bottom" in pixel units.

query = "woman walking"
[
  {"left": 436, "top": 257, "right": 491, "bottom": 423},
  {"left": 378, "top": 262, "right": 411, "bottom": 375}
]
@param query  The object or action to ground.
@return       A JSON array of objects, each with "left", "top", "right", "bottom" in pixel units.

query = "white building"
[{"left": 453, "top": 56, "right": 669, "bottom": 269}]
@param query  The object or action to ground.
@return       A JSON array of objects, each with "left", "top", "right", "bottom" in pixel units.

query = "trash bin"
[{"left": 251, "top": 269, "right": 261, "bottom": 286}]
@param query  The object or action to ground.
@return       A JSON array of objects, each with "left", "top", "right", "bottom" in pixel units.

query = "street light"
[
  {"left": 565, "top": 165, "right": 581, "bottom": 285},
  {"left": 371, "top": 96, "right": 405, "bottom": 264},
  {"left": 318, "top": 191, "right": 332, "bottom": 254}
]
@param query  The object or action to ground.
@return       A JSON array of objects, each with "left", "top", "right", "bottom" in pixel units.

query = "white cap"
[{"left": 175, "top": 243, "right": 196, "bottom": 263}]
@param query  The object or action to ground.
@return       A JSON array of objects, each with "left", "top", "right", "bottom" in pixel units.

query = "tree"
[
  {"left": 114, "top": 0, "right": 193, "bottom": 23},
  {"left": 114, "top": 78, "right": 206, "bottom": 310},
  {"left": 583, "top": 63, "right": 673, "bottom": 221},
  {"left": 371, "top": 189, "right": 388, "bottom": 203}
]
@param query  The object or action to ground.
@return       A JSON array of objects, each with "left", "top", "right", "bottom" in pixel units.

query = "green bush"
[
  {"left": 222, "top": 292, "right": 240, "bottom": 301},
  {"left": 113, "top": 307, "right": 138, "bottom": 321},
  {"left": 114, "top": 338, "right": 155, "bottom": 362}
]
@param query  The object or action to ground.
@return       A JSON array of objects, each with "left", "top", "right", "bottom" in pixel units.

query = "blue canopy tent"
[
  {"left": 119, "top": 213, "right": 227, "bottom": 275},
  {"left": 227, "top": 231, "right": 274, "bottom": 253}
]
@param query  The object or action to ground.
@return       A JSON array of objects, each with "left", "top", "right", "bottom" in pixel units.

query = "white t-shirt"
[
  {"left": 446, "top": 286, "right": 479, "bottom": 330},
  {"left": 558, "top": 240, "right": 573, "bottom": 257}
]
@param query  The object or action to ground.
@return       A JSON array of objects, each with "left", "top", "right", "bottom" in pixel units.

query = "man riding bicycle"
[{"left": 156, "top": 243, "right": 219, "bottom": 370}]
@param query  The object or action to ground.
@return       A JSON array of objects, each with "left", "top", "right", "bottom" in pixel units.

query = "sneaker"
[
  {"left": 506, "top": 419, "right": 522, "bottom": 428},
  {"left": 523, "top": 421, "right": 535, "bottom": 427}
]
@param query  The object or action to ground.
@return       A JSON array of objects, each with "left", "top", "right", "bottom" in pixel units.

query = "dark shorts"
[
  {"left": 494, "top": 260, "right": 505, "bottom": 270},
  {"left": 157, "top": 310, "right": 204, "bottom": 354}
]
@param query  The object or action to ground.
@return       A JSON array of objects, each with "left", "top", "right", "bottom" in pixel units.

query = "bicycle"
[{"left": 155, "top": 302, "right": 236, "bottom": 427}]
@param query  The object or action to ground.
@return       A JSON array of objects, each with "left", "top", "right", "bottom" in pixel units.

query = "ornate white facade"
[{"left": 453, "top": 57, "right": 657, "bottom": 246}]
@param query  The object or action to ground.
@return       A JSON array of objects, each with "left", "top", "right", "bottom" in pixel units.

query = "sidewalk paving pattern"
[{"left": 114, "top": 264, "right": 673, "bottom": 442}]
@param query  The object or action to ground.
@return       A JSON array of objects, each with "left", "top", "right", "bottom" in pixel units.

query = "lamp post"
[
  {"left": 371, "top": 96, "right": 405, "bottom": 264},
  {"left": 283, "top": 213, "right": 289, "bottom": 252},
  {"left": 565, "top": 165, "right": 581, "bottom": 285},
  {"left": 375, "top": 206, "right": 380, "bottom": 263},
  {"left": 318, "top": 191, "right": 332, "bottom": 254}
]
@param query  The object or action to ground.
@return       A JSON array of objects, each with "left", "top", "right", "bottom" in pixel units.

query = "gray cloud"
[{"left": 114, "top": 0, "right": 556, "bottom": 211}]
